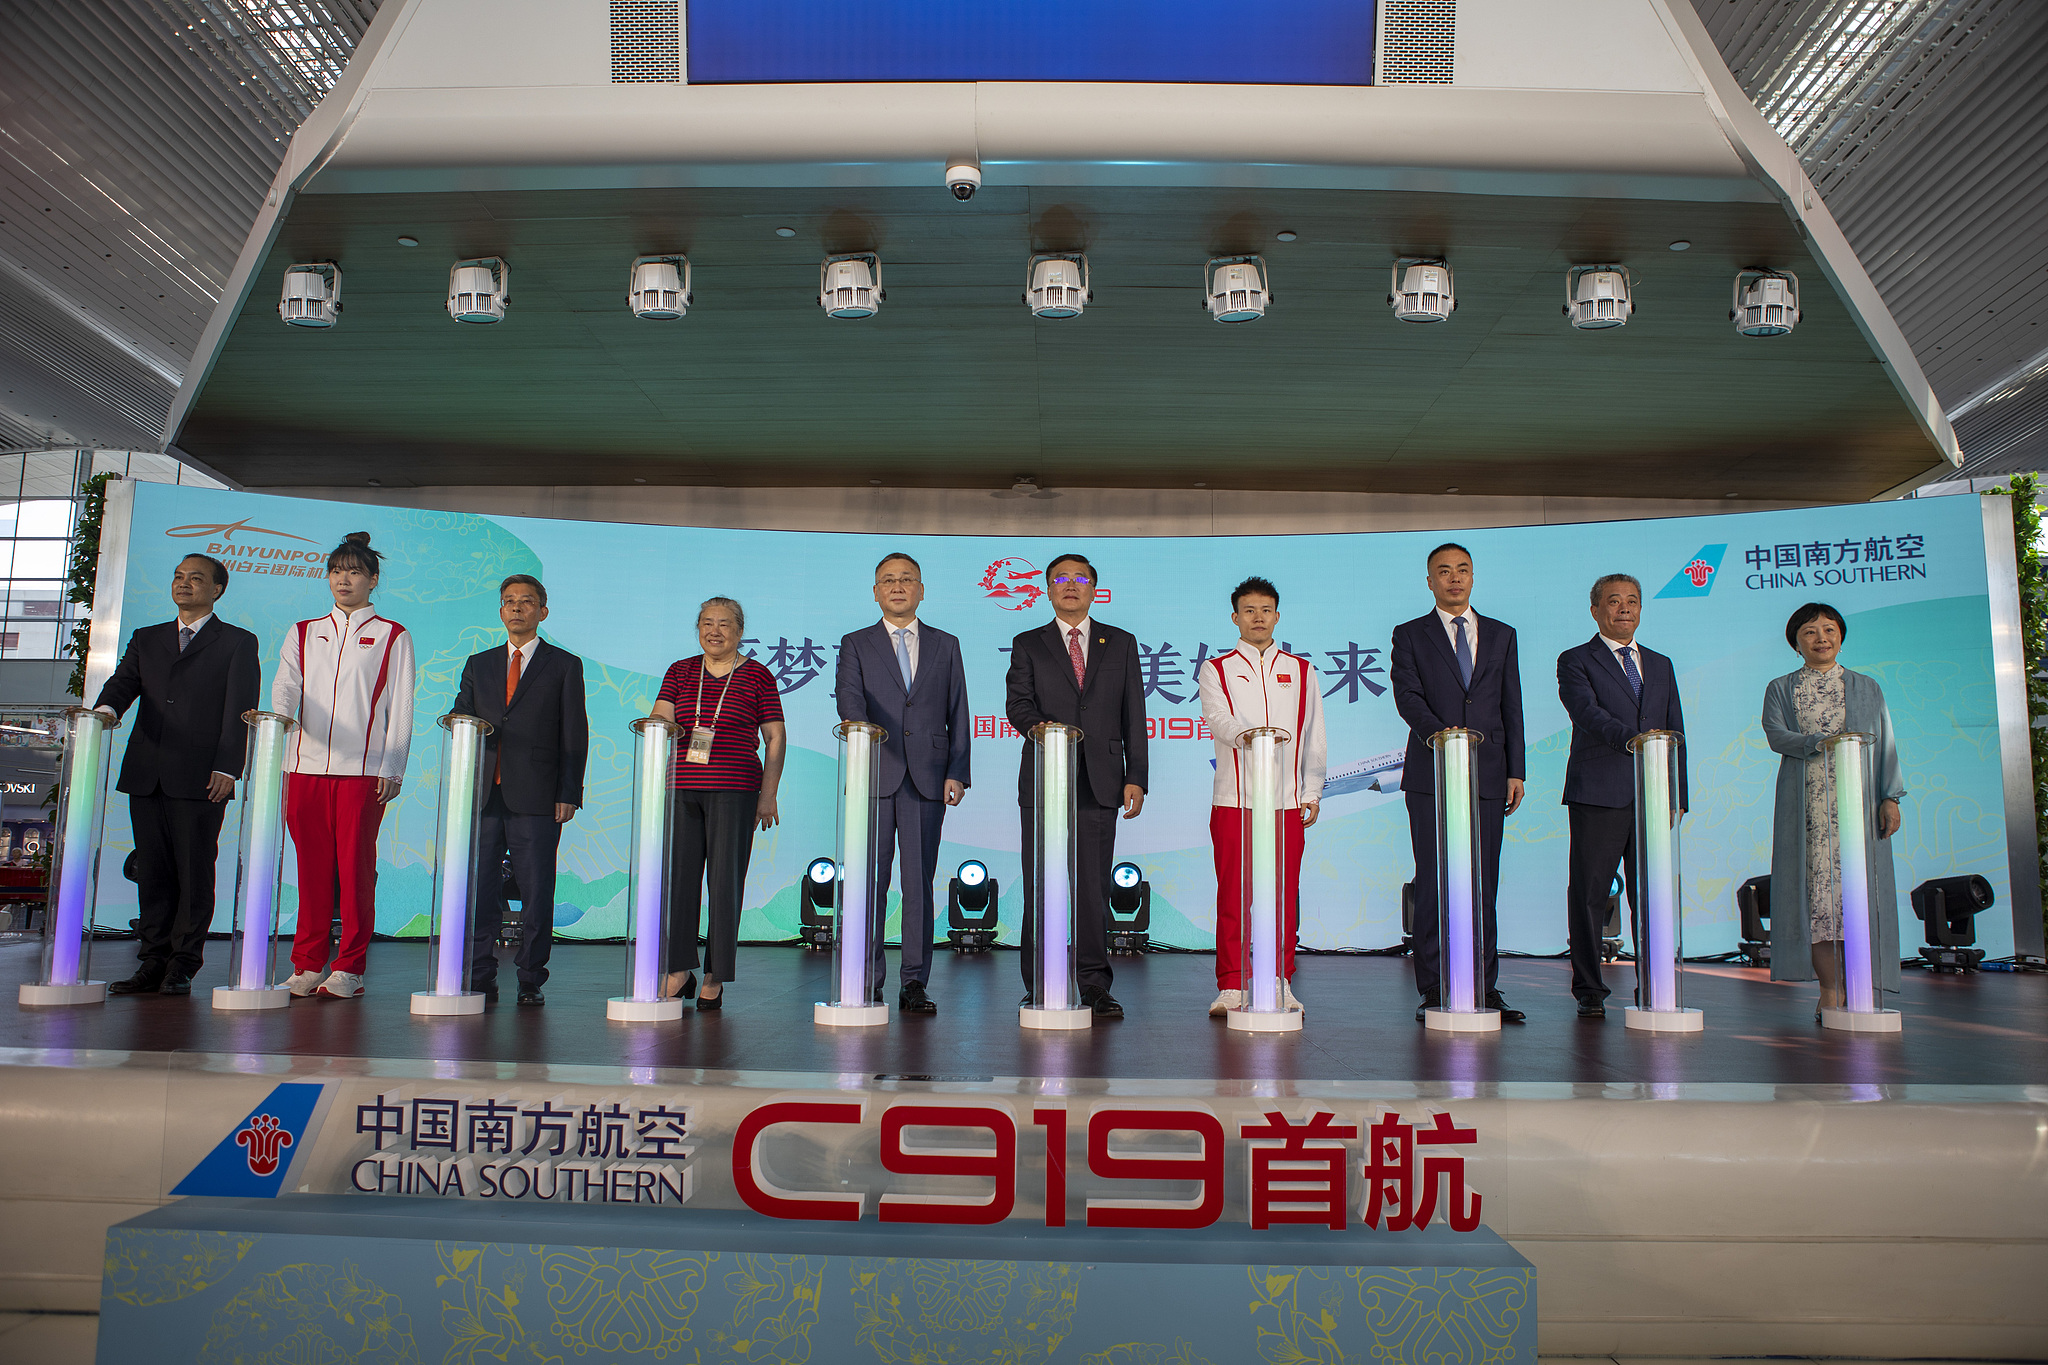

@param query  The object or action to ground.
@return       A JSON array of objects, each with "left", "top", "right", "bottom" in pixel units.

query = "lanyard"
[{"left": 693, "top": 657, "right": 739, "bottom": 730}]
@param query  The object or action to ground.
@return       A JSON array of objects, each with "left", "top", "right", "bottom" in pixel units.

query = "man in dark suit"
[
  {"left": 452, "top": 574, "right": 589, "bottom": 1006},
  {"left": 93, "top": 554, "right": 260, "bottom": 996},
  {"left": 1390, "top": 542, "right": 1527, "bottom": 1023},
  {"left": 1556, "top": 573, "right": 1688, "bottom": 1018},
  {"left": 835, "top": 551, "right": 973, "bottom": 1014},
  {"left": 1005, "top": 552, "right": 1148, "bottom": 1018}
]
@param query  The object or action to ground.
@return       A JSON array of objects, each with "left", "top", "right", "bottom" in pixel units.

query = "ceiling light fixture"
[
  {"left": 278, "top": 262, "right": 340, "bottom": 328},
  {"left": 1565, "top": 264, "right": 1633, "bottom": 330},
  {"left": 447, "top": 257, "right": 510, "bottom": 324},
  {"left": 1667, "top": 240, "right": 1691, "bottom": 251},
  {"left": 993, "top": 475, "right": 1060, "bottom": 500},
  {"left": 775, "top": 226, "right": 796, "bottom": 238},
  {"left": 1389, "top": 257, "right": 1454, "bottom": 324},
  {"left": 819, "top": 253, "right": 882, "bottom": 319},
  {"left": 1204, "top": 255, "right": 1270, "bottom": 323},
  {"left": 1275, "top": 231, "right": 1298, "bottom": 242},
  {"left": 396, "top": 235, "right": 419, "bottom": 247},
  {"left": 627, "top": 255, "right": 691, "bottom": 320},
  {"left": 1731, "top": 268, "right": 1800, "bottom": 337},
  {"left": 1025, "top": 253, "right": 1090, "bottom": 319}
]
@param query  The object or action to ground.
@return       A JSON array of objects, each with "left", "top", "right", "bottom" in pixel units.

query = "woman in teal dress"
[{"left": 1760, "top": 602, "right": 1906, "bottom": 1014}]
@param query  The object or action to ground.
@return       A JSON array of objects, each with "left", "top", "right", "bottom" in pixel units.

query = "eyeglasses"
[
  {"left": 876, "top": 576, "right": 922, "bottom": 587},
  {"left": 1051, "top": 575, "right": 1094, "bottom": 586}
]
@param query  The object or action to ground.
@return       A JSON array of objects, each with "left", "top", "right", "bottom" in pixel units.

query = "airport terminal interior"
[{"left": 1, "top": 1, "right": 2045, "bottom": 1361}]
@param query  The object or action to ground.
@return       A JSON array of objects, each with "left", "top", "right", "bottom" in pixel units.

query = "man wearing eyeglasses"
[
  {"left": 835, "top": 551, "right": 972, "bottom": 1016},
  {"left": 1005, "top": 552, "right": 1149, "bottom": 1019}
]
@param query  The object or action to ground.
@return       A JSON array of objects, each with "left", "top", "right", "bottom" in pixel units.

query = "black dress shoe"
[
  {"left": 517, "top": 987, "right": 544, "bottom": 1006},
  {"left": 1486, "top": 992, "right": 1527, "bottom": 1024},
  {"left": 157, "top": 972, "right": 193, "bottom": 997},
  {"left": 898, "top": 982, "right": 937, "bottom": 1015},
  {"left": 1576, "top": 1000, "right": 1606, "bottom": 1019},
  {"left": 474, "top": 984, "right": 499, "bottom": 1004},
  {"left": 696, "top": 984, "right": 723, "bottom": 1011},
  {"left": 1083, "top": 991, "right": 1124, "bottom": 1019},
  {"left": 108, "top": 971, "right": 165, "bottom": 996},
  {"left": 1415, "top": 993, "right": 1440, "bottom": 1023}
]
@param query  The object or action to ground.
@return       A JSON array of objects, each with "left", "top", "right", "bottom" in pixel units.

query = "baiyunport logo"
[
  {"left": 164, "top": 517, "right": 316, "bottom": 544},
  {"left": 1654, "top": 544, "right": 1727, "bottom": 599},
  {"left": 236, "top": 1113, "right": 295, "bottom": 1176}
]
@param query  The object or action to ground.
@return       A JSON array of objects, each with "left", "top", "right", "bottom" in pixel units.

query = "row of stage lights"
[
  {"left": 276, "top": 254, "right": 1806, "bottom": 336},
  {"left": 796, "top": 856, "right": 1156, "bottom": 955}
]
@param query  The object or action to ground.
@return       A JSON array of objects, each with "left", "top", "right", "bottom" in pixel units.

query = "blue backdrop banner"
[{"left": 93, "top": 483, "right": 2017, "bottom": 960}]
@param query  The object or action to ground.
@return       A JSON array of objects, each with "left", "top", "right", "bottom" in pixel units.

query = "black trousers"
[
  {"left": 1405, "top": 787, "right": 1504, "bottom": 998},
  {"left": 1018, "top": 786, "right": 1118, "bottom": 999},
  {"left": 869, "top": 784, "right": 946, "bottom": 991},
  {"left": 128, "top": 788, "right": 228, "bottom": 979},
  {"left": 668, "top": 789, "right": 756, "bottom": 982},
  {"left": 468, "top": 788, "right": 562, "bottom": 990},
  {"left": 1565, "top": 801, "right": 1638, "bottom": 1004}
]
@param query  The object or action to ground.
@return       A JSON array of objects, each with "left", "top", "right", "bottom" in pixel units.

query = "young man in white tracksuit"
[
  {"left": 274, "top": 532, "right": 414, "bottom": 1000},
  {"left": 1197, "top": 576, "right": 1327, "bottom": 1018}
]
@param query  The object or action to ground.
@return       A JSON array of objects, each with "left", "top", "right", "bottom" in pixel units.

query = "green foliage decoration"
[
  {"left": 63, "top": 471, "right": 115, "bottom": 699},
  {"left": 1988, "top": 473, "right": 2047, "bottom": 936}
]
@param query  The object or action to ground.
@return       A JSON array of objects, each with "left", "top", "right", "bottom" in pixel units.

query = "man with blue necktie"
[
  {"left": 835, "top": 551, "right": 972, "bottom": 1015},
  {"left": 1556, "top": 573, "right": 1687, "bottom": 1019},
  {"left": 1389, "top": 542, "right": 1527, "bottom": 1023}
]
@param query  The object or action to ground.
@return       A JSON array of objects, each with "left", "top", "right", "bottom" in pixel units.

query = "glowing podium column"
[
  {"left": 20, "top": 707, "right": 118, "bottom": 1006},
  {"left": 817, "top": 721, "right": 889, "bottom": 1026},
  {"left": 413, "top": 714, "right": 493, "bottom": 1016},
  {"left": 609, "top": 718, "right": 684, "bottom": 1022},
  {"left": 213, "top": 710, "right": 297, "bottom": 1010},
  {"left": 1022, "top": 722, "right": 1092, "bottom": 1029},
  {"left": 1423, "top": 727, "right": 1498, "bottom": 1032},
  {"left": 1624, "top": 729, "right": 1701, "bottom": 1032},
  {"left": 1820, "top": 732, "right": 1902, "bottom": 1033},
  {"left": 1228, "top": 726, "right": 1300, "bottom": 1032}
]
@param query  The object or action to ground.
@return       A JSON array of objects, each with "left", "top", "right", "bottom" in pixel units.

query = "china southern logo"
[
  {"left": 171, "top": 1082, "right": 324, "bottom": 1197},
  {"left": 1654, "top": 544, "right": 1727, "bottom": 599}
]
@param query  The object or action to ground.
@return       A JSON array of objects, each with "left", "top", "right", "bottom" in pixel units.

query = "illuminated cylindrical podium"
[
  {"left": 1423, "top": 727, "right": 1498, "bottom": 1032},
  {"left": 413, "top": 714, "right": 492, "bottom": 1017},
  {"left": 609, "top": 717, "right": 684, "bottom": 1022},
  {"left": 20, "top": 707, "right": 118, "bottom": 1006},
  {"left": 1624, "top": 729, "right": 1701, "bottom": 1032},
  {"left": 817, "top": 721, "right": 889, "bottom": 1026},
  {"left": 213, "top": 710, "right": 297, "bottom": 1010},
  {"left": 1022, "top": 722, "right": 1092, "bottom": 1030},
  {"left": 1227, "top": 726, "right": 1300, "bottom": 1032},
  {"left": 1820, "top": 732, "right": 1902, "bottom": 1033}
]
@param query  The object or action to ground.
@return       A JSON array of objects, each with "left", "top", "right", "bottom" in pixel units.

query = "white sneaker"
[
  {"left": 1283, "top": 981, "right": 1304, "bottom": 1014},
  {"left": 316, "top": 970, "right": 364, "bottom": 999},
  {"left": 1208, "top": 989, "right": 1243, "bottom": 1017},
  {"left": 284, "top": 970, "right": 324, "bottom": 997}
]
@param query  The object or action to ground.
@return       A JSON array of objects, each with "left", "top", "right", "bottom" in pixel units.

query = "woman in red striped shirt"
[{"left": 650, "top": 597, "right": 786, "bottom": 1007}]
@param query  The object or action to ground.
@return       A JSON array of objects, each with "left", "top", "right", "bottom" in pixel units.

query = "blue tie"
[
  {"left": 1453, "top": 616, "right": 1473, "bottom": 688},
  {"left": 894, "top": 628, "right": 914, "bottom": 690},
  {"left": 1618, "top": 645, "right": 1643, "bottom": 700}
]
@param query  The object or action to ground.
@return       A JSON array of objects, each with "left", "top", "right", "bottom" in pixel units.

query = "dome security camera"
[{"left": 945, "top": 163, "right": 981, "bottom": 201}]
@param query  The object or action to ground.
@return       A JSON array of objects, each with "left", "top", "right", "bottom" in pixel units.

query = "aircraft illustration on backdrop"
[{"left": 1210, "top": 748, "right": 1407, "bottom": 798}]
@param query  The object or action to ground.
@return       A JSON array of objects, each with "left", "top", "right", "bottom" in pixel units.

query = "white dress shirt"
[
  {"left": 1436, "top": 606, "right": 1478, "bottom": 658},
  {"left": 1054, "top": 615, "right": 1093, "bottom": 669},
  {"left": 177, "top": 612, "right": 215, "bottom": 641},
  {"left": 508, "top": 636, "right": 541, "bottom": 679},
  {"left": 1599, "top": 633, "right": 1643, "bottom": 684},
  {"left": 881, "top": 617, "right": 920, "bottom": 681}
]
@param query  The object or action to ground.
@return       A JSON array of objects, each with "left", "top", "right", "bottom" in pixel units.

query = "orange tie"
[{"left": 497, "top": 647, "right": 522, "bottom": 784}]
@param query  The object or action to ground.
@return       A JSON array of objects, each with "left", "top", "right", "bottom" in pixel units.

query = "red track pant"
[
  {"left": 1210, "top": 805, "right": 1305, "bottom": 990},
  {"left": 286, "top": 773, "right": 384, "bottom": 975}
]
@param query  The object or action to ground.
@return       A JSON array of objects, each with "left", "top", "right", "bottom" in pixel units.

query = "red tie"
[
  {"left": 497, "top": 647, "right": 522, "bottom": 784},
  {"left": 1068, "top": 627, "right": 1086, "bottom": 689}
]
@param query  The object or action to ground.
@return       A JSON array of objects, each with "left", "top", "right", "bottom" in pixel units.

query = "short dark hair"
[
  {"left": 326, "top": 531, "right": 381, "bottom": 577},
  {"left": 1426, "top": 542, "right": 1472, "bottom": 569},
  {"left": 1785, "top": 602, "right": 1848, "bottom": 650},
  {"left": 499, "top": 573, "right": 547, "bottom": 606},
  {"left": 1046, "top": 553, "right": 1099, "bottom": 588},
  {"left": 874, "top": 552, "right": 921, "bottom": 577},
  {"left": 1231, "top": 576, "right": 1280, "bottom": 610},
  {"left": 178, "top": 553, "right": 229, "bottom": 590},
  {"left": 1589, "top": 573, "right": 1641, "bottom": 606}
]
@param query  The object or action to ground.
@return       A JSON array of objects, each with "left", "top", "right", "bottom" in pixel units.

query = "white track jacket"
[
  {"left": 272, "top": 606, "right": 414, "bottom": 779},
  {"left": 1198, "top": 643, "right": 1328, "bottom": 809}
]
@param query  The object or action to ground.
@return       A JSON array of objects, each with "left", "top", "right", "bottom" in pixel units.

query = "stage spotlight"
[
  {"left": 447, "top": 257, "right": 510, "bottom": 324},
  {"left": 1601, "top": 872, "right": 1625, "bottom": 962},
  {"left": 1389, "top": 258, "right": 1455, "bottom": 324},
  {"left": 1025, "top": 254, "right": 1090, "bottom": 319},
  {"left": 797, "top": 856, "right": 836, "bottom": 950},
  {"left": 1735, "top": 875, "right": 1771, "bottom": 968},
  {"left": 627, "top": 255, "right": 691, "bottom": 320},
  {"left": 1108, "top": 861, "right": 1151, "bottom": 955},
  {"left": 278, "top": 262, "right": 340, "bottom": 328},
  {"left": 819, "top": 253, "right": 882, "bottom": 319},
  {"left": 947, "top": 858, "right": 999, "bottom": 952},
  {"left": 1203, "top": 255, "right": 1270, "bottom": 323},
  {"left": 1732, "top": 268, "right": 1800, "bottom": 337},
  {"left": 1564, "top": 264, "right": 1632, "bottom": 330},
  {"left": 1911, "top": 875, "right": 1994, "bottom": 973}
]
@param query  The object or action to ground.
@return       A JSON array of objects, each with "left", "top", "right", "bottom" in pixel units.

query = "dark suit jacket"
[
  {"left": 835, "top": 621, "right": 972, "bottom": 801},
  {"left": 1389, "top": 610, "right": 1525, "bottom": 799},
  {"left": 1557, "top": 635, "right": 1689, "bottom": 809},
  {"left": 1005, "top": 619, "right": 1149, "bottom": 808},
  {"left": 93, "top": 617, "right": 261, "bottom": 799},
  {"left": 451, "top": 639, "right": 590, "bottom": 816}
]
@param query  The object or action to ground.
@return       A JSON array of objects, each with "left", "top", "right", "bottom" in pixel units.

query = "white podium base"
[
  {"left": 1424, "top": 1007, "right": 1501, "bottom": 1033},
  {"left": 1226, "top": 1006, "right": 1303, "bottom": 1032},
  {"left": 814, "top": 1002, "right": 889, "bottom": 1026},
  {"left": 1625, "top": 1006, "right": 1705, "bottom": 1033},
  {"left": 213, "top": 985, "right": 290, "bottom": 1011},
  {"left": 411, "top": 990, "right": 485, "bottom": 1016},
  {"left": 607, "top": 996, "right": 685, "bottom": 1022},
  {"left": 1020, "top": 1005, "right": 1094, "bottom": 1031},
  {"left": 18, "top": 981, "right": 105, "bottom": 1006},
  {"left": 1821, "top": 1006, "right": 1903, "bottom": 1033}
]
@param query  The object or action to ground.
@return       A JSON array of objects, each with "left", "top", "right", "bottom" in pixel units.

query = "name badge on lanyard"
[
  {"left": 684, "top": 727, "right": 716, "bottom": 765},
  {"left": 685, "top": 662, "right": 737, "bottom": 765}
]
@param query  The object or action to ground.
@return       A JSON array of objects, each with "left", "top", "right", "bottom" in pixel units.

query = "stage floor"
[{"left": 5, "top": 939, "right": 2041, "bottom": 1084}]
